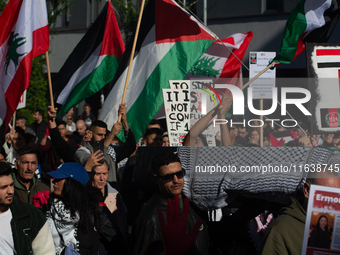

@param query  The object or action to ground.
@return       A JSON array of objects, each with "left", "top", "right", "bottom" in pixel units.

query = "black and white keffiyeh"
[
  {"left": 178, "top": 146, "right": 335, "bottom": 210},
  {"left": 47, "top": 199, "right": 80, "bottom": 255}
]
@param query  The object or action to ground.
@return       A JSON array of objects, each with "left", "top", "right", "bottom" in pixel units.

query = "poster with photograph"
[
  {"left": 306, "top": 43, "right": 340, "bottom": 134},
  {"left": 301, "top": 185, "right": 340, "bottom": 255},
  {"left": 249, "top": 51, "right": 276, "bottom": 99}
]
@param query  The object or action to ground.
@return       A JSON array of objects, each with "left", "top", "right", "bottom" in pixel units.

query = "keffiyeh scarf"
[{"left": 47, "top": 199, "right": 80, "bottom": 255}]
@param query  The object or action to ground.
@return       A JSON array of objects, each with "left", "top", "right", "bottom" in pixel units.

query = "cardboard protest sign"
[
  {"left": 162, "top": 87, "right": 190, "bottom": 146},
  {"left": 302, "top": 184, "right": 340, "bottom": 254}
]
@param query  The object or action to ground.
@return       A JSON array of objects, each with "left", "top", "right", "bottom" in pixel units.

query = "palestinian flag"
[
  {"left": 54, "top": 1, "right": 125, "bottom": 117},
  {"left": 273, "top": 0, "right": 340, "bottom": 65},
  {"left": 0, "top": 0, "right": 48, "bottom": 127},
  {"left": 99, "top": 0, "right": 216, "bottom": 141}
]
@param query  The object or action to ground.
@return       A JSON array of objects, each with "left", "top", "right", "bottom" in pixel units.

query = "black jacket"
[
  {"left": 30, "top": 120, "right": 48, "bottom": 144},
  {"left": 87, "top": 184, "right": 128, "bottom": 254},
  {"left": 132, "top": 193, "right": 209, "bottom": 255},
  {"left": 11, "top": 196, "right": 53, "bottom": 254}
]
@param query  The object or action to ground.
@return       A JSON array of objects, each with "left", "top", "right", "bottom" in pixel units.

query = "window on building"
[
  {"left": 47, "top": 0, "right": 70, "bottom": 28},
  {"left": 263, "top": 0, "right": 284, "bottom": 14}
]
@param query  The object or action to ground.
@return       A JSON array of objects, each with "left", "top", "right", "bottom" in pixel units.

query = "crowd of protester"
[{"left": 0, "top": 101, "right": 340, "bottom": 255}]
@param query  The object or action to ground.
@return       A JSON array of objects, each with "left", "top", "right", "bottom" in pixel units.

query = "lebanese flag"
[
  {"left": 186, "top": 31, "right": 253, "bottom": 88},
  {"left": 54, "top": 1, "right": 125, "bottom": 117},
  {"left": 99, "top": 0, "right": 216, "bottom": 141},
  {"left": 273, "top": 0, "right": 340, "bottom": 65},
  {"left": 0, "top": 0, "right": 48, "bottom": 127}
]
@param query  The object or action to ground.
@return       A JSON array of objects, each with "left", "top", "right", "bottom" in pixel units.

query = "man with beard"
[
  {"left": 13, "top": 146, "right": 49, "bottom": 204},
  {"left": 0, "top": 161, "right": 55, "bottom": 254}
]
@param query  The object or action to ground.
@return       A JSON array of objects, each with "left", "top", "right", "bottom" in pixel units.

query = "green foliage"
[
  {"left": 0, "top": 0, "right": 6, "bottom": 11},
  {"left": 111, "top": 0, "right": 141, "bottom": 43},
  {"left": 47, "top": 0, "right": 75, "bottom": 29},
  {"left": 176, "top": 0, "right": 197, "bottom": 13}
]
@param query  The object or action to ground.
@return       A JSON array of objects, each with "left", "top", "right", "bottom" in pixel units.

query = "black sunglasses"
[{"left": 157, "top": 169, "right": 185, "bottom": 183}]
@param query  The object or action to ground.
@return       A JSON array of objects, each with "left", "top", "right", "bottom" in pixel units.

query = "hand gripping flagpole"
[{"left": 118, "top": 0, "right": 146, "bottom": 122}]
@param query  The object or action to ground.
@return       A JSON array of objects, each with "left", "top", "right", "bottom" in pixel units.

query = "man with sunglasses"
[{"left": 132, "top": 151, "right": 209, "bottom": 255}]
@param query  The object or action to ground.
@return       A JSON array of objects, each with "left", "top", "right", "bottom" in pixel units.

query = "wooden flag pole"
[
  {"left": 118, "top": 0, "right": 146, "bottom": 122},
  {"left": 11, "top": 111, "right": 16, "bottom": 131},
  {"left": 241, "top": 62, "right": 275, "bottom": 91},
  {"left": 45, "top": 52, "right": 54, "bottom": 109}
]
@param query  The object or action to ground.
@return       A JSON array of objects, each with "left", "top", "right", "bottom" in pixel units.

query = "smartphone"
[{"left": 93, "top": 140, "right": 105, "bottom": 163}]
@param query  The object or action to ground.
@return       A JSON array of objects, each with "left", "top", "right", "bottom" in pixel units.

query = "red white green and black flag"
[
  {"left": 272, "top": 0, "right": 340, "bottom": 65},
  {"left": 54, "top": 1, "right": 125, "bottom": 117},
  {"left": 0, "top": 0, "right": 49, "bottom": 126},
  {"left": 99, "top": 0, "right": 216, "bottom": 141}
]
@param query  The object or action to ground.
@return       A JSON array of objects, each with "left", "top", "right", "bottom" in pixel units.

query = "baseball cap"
[{"left": 48, "top": 163, "right": 89, "bottom": 185}]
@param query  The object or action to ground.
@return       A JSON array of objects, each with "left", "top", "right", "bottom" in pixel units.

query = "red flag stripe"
[
  {"left": 100, "top": 2, "right": 125, "bottom": 57},
  {"left": 0, "top": 0, "right": 23, "bottom": 46},
  {"left": 220, "top": 32, "right": 253, "bottom": 78},
  {"left": 32, "top": 25, "right": 49, "bottom": 58},
  {"left": 316, "top": 49, "right": 340, "bottom": 56}
]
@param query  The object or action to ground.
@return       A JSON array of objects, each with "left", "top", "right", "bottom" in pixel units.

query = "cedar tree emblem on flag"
[{"left": 5, "top": 32, "right": 27, "bottom": 75}]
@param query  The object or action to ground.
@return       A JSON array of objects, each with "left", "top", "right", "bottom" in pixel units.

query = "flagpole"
[
  {"left": 45, "top": 52, "right": 54, "bottom": 109},
  {"left": 241, "top": 62, "right": 275, "bottom": 90},
  {"left": 118, "top": 0, "right": 146, "bottom": 122}
]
